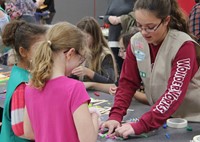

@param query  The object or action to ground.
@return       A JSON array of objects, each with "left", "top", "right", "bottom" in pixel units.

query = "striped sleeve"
[{"left": 11, "top": 83, "right": 26, "bottom": 136}]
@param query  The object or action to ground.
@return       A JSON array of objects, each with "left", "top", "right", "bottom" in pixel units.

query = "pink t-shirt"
[{"left": 25, "top": 76, "right": 90, "bottom": 142}]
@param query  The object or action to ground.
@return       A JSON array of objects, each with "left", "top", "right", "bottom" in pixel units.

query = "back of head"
[
  {"left": 31, "top": 21, "right": 87, "bottom": 89},
  {"left": 120, "top": 32, "right": 135, "bottom": 49},
  {"left": 134, "top": 0, "right": 189, "bottom": 34},
  {"left": 2, "top": 20, "right": 47, "bottom": 60}
]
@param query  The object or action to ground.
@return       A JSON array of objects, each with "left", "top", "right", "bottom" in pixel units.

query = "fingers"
[
  {"left": 115, "top": 127, "right": 128, "bottom": 138},
  {"left": 100, "top": 120, "right": 120, "bottom": 135},
  {"left": 107, "top": 125, "right": 116, "bottom": 135},
  {"left": 109, "top": 86, "right": 117, "bottom": 95},
  {"left": 71, "top": 66, "right": 83, "bottom": 76},
  {"left": 115, "top": 124, "right": 135, "bottom": 139}
]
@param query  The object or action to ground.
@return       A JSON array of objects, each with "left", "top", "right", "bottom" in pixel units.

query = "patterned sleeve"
[
  {"left": 189, "top": 4, "right": 200, "bottom": 42},
  {"left": 11, "top": 83, "right": 26, "bottom": 136}
]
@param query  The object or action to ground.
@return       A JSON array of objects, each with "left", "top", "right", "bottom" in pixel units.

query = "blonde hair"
[{"left": 30, "top": 22, "right": 87, "bottom": 89}]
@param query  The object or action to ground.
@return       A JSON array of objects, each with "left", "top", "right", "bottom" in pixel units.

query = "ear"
[
  {"left": 19, "top": 47, "right": 28, "bottom": 58},
  {"left": 65, "top": 48, "right": 76, "bottom": 60},
  {"left": 164, "top": 16, "right": 171, "bottom": 26}
]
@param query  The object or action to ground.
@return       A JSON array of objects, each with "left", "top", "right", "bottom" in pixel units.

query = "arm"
[
  {"left": 101, "top": 45, "right": 141, "bottom": 135},
  {"left": 11, "top": 83, "right": 34, "bottom": 139},
  {"left": 72, "top": 55, "right": 116, "bottom": 83},
  {"left": 92, "top": 54, "right": 116, "bottom": 83},
  {"left": 23, "top": 107, "right": 34, "bottom": 140},
  {"left": 35, "top": 0, "right": 44, "bottom": 7},
  {"left": 189, "top": 4, "right": 200, "bottom": 42},
  {"left": 131, "top": 41, "right": 198, "bottom": 135},
  {"left": 73, "top": 103, "right": 99, "bottom": 142},
  {"left": 109, "top": 45, "right": 141, "bottom": 122},
  {"left": 83, "top": 82, "right": 116, "bottom": 94},
  {"left": 134, "top": 91, "right": 149, "bottom": 105}
]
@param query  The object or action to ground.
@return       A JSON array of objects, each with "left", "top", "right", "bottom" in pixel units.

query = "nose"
[
  {"left": 140, "top": 28, "right": 149, "bottom": 35},
  {"left": 118, "top": 51, "right": 124, "bottom": 59}
]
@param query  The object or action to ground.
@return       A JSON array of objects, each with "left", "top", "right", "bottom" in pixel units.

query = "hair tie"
[{"left": 47, "top": 40, "right": 52, "bottom": 46}]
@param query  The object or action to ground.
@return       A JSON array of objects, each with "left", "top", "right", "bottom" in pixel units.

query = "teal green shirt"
[{"left": 0, "top": 65, "right": 31, "bottom": 142}]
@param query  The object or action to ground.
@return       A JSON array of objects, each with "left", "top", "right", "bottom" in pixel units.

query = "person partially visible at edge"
[
  {"left": 101, "top": 0, "right": 200, "bottom": 138},
  {"left": 189, "top": 0, "right": 200, "bottom": 43},
  {"left": 23, "top": 22, "right": 100, "bottom": 142},
  {"left": 103, "top": 0, "right": 137, "bottom": 73},
  {"left": 41, "top": 0, "right": 56, "bottom": 24},
  {"left": 72, "top": 16, "right": 118, "bottom": 83},
  {"left": 0, "top": 0, "right": 10, "bottom": 65},
  {"left": 0, "top": 0, "right": 9, "bottom": 32},
  {"left": 16, "top": 0, "right": 44, "bottom": 23},
  {"left": 0, "top": 20, "right": 47, "bottom": 142}
]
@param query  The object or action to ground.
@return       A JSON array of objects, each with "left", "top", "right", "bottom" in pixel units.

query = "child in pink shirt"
[{"left": 23, "top": 22, "right": 100, "bottom": 142}]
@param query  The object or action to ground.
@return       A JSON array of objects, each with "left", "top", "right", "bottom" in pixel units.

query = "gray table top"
[
  {"left": 0, "top": 64, "right": 199, "bottom": 142},
  {"left": 88, "top": 90, "right": 200, "bottom": 142},
  {"left": 0, "top": 64, "right": 11, "bottom": 108}
]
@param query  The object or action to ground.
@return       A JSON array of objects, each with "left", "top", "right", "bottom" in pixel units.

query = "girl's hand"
[
  {"left": 109, "top": 86, "right": 117, "bottom": 95},
  {"left": 100, "top": 120, "right": 120, "bottom": 137},
  {"left": 108, "top": 16, "right": 121, "bottom": 25},
  {"left": 115, "top": 123, "right": 135, "bottom": 139},
  {"left": 89, "top": 107, "right": 102, "bottom": 126},
  {"left": 72, "top": 66, "right": 88, "bottom": 77}
]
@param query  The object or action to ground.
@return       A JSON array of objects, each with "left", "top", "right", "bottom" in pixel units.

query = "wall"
[
  {"left": 177, "top": 0, "right": 195, "bottom": 16},
  {"left": 52, "top": 0, "right": 109, "bottom": 25}
]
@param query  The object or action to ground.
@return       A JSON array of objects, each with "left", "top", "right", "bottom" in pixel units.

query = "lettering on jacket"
[{"left": 154, "top": 58, "right": 191, "bottom": 114}]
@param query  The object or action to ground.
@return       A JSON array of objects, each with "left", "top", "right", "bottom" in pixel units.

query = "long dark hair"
[
  {"left": 134, "top": 0, "right": 189, "bottom": 34},
  {"left": 134, "top": 0, "right": 200, "bottom": 66}
]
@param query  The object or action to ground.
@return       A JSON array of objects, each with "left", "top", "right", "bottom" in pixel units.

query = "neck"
[
  {"left": 50, "top": 56, "right": 66, "bottom": 79},
  {"left": 152, "top": 29, "right": 168, "bottom": 46},
  {"left": 17, "top": 61, "right": 29, "bottom": 71}
]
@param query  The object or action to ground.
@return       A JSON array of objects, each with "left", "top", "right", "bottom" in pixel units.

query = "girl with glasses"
[
  {"left": 101, "top": 0, "right": 200, "bottom": 138},
  {"left": 23, "top": 22, "right": 100, "bottom": 142},
  {"left": 84, "top": 31, "right": 148, "bottom": 105},
  {"left": 72, "top": 16, "right": 118, "bottom": 83}
]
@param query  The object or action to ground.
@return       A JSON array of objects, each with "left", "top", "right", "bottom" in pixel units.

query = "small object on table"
[
  {"left": 166, "top": 118, "right": 188, "bottom": 128},
  {"left": 165, "top": 133, "right": 170, "bottom": 139},
  {"left": 186, "top": 126, "right": 193, "bottom": 131},
  {"left": 163, "top": 123, "right": 168, "bottom": 129},
  {"left": 193, "top": 135, "right": 200, "bottom": 142},
  {"left": 94, "top": 92, "right": 100, "bottom": 96}
]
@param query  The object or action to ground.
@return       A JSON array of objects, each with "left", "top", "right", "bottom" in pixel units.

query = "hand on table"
[
  {"left": 109, "top": 86, "right": 117, "bottom": 95},
  {"left": 100, "top": 120, "right": 120, "bottom": 137},
  {"left": 115, "top": 123, "right": 135, "bottom": 139}
]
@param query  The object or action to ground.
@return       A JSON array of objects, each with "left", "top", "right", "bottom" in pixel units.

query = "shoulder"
[
  {"left": 169, "top": 30, "right": 196, "bottom": 45},
  {"left": 101, "top": 47, "right": 113, "bottom": 57},
  {"left": 63, "top": 77, "right": 85, "bottom": 89}
]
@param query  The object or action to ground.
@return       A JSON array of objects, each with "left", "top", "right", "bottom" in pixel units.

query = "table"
[
  {"left": 0, "top": 64, "right": 11, "bottom": 108},
  {"left": 0, "top": 70, "right": 199, "bottom": 141},
  {"left": 88, "top": 90, "right": 200, "bottom": 142}
]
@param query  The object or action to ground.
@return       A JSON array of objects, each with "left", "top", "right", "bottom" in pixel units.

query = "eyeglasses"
[
  {"left": 135, "top": 19, "right": 163, "bottom": 33},
  {"left": 63, "top": 49, "right": 86, "bottom": 65},
  {"left": 77, "top": 52, "right": 86, "bottom": 65}
]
